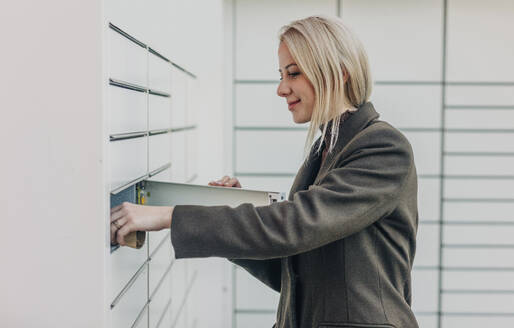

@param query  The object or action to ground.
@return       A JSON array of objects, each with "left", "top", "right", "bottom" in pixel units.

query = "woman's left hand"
[{"left": 110, "top": 202, "right": 174, "bottom": 246}]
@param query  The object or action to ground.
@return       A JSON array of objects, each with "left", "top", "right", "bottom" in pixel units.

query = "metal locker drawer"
[
  {"left": 110, "top": 137, "right": 147, "bottom": 191},
  {"left": 149, "top": 52, "right": 171, "bottom": 93},
  {"left": 149, "top": 272, "right": 171, "bottom": 328},
  {"left": 149, "top": 233, "right": 173, "bottom": 295},
  {"left": 111, "top": 242, "right": 148, "bottom": 302},
  {"left": 109, "top": 28, "right": 147, "bottom": 87},
  {"left": 149, "top": 94, "right": 171, "bottom": 131},
  {"left": 109, "top": 85, "right": 147, "bottom": 135},
  {"left": 111, "top": 263, "right": 148, "bottom": 328},
  {"left": 149, "top": 134, "right": 171, "bottom": 173}
]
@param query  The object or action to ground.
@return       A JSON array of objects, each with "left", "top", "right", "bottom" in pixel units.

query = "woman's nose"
[{"left": 276, "top": 80, "right": 291, "bottom": 97}]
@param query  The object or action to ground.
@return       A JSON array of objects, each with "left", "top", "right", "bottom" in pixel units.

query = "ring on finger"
[{"left": 112, "top": 220, "right": 122, "bottom": 230}]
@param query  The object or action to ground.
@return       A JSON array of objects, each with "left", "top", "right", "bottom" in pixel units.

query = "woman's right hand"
[{"left": 208, "top": 175, "right": 242, "bottom": 188}]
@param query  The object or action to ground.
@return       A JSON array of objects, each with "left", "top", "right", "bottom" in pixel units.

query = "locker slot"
[
  {"left": 110, "top": 131, "right": 148, "bottom": 142},
  {"left": 109, "top": 22, "right": 146, "bottom": 49},
  {"left": 148, "top": 163, "right": 172, "bottom": 178},
  {"left": 109, "top": 78, "right": 147, "bottom": 94}
]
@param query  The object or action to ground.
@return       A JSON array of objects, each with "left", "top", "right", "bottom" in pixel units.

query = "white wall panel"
[
  {"left": 236, "top": 313, "right": 277, "bottom": 328},
  {"left": 445, "top": 155, "right": 514, "bottom": 176},
  {"left": 442, "top": 316, "right": 514, "bottom": 328},
  {"left": 445, "top": 132, "right": 514, "bottom": 153},
  {"left": 403, "top": 132, "right": 441, "bottom": 175},
  {"left": 371, "top": 85, "right": 442, "bottom": 129},
  {"left": 185, "top": 129, "right": 198, "bottom": 181},
  {"left": 148, "top": 53, "right": 171, "bottom": 92},
  {"left": 109, "top": 29, "right": 147, "bottom": 86},
  {"left": 170, "top": 131, "right": 186, "bottom": 182},
  {"left": 149, "top": 95, "right": 171, "bottom": 131},
  {"left": 446, "top": 0, "right": 514, "bottom": 82},
  {"left": 235, "top": 267, "right": 280, "bottom": 310},
  {"left": 446, "top": 110, "right": 514, "bottom": 130},
  {"left": 414, "top": 223, "right": 440, "bottom": 267},
  {"left": 235, "top": 83, "right": 298, "bottom": 127},
  {"left": 443, "top": 271, "right": 514, "bottom": 290},
  {"left": 418, "top": 178, "right": 440, "bottom": 221},
  {"left": 415, "top": 315, "right": 437, "bottom": 328},
  {"left": 149, "top": 134, "right": 171, "bottom": 172},
  {"left": 110, "top": 137, "right": 147, "bottom": 190},
  {"left": 411, "top": 269, "right": 439, "bottom": 312},
  {"left": 444, "top": 225, "right": 514, "bottom": 245},
  {"left": 342, "top": 0, "right": 443, "bottom": 81},
  {"left": 443, "top": 179, "right": 514, "bottom": 199},
  {"left": 171, "top": 68, "right": 188, "bottom": 128},
  {"left": 235, "top": 0, "right": 336, "bottom": 80},
  {"left": 111, "top": 244, "right": 148, "bottom": 301},
  {"left": 444, "top": 248, "right": 514, "bottom": 268},
  {"left": 443, "top": 201, "right": 514, "bottom": 223},
  {"left": 110, "top": 86, "right": 147, "bottom": 134},
  {"left": 111, "top": 266, "right": 148, "bottom": 328},
  {"left": 442, "top": 293, "right": 514, "bottom": 313},
  {"left": 236, "top": 130, "right": 307, "bottom": 173},
  {"left": 446, "top": 85, "right": 514, "bottom": 106},
  {"left": 149, "top": 236, "right": 172, "bottom": 296}
]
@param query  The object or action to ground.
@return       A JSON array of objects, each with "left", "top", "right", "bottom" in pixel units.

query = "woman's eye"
[{"left": 288, "top": 72, "right": 300, "bottom": 78}]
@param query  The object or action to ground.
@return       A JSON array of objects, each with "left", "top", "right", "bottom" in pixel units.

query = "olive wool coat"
[{"left": 171, "top": 102, "right": 419, "bottom": 328}]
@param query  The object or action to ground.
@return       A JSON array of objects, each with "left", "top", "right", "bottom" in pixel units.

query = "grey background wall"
[{"left": 226, "top": 0, "right": 514, "bottom": 327}]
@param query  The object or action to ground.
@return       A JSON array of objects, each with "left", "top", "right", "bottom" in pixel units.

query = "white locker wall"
[{"left": 227, "top": 0, "right": 514, "bottom": 327}]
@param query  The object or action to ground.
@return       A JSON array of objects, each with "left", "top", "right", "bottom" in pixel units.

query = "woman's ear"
[{"left": 342, "top": 69, "right": 349, "bottom": 83}]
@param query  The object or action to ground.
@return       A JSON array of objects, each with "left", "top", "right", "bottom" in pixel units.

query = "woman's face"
[{"left": 277, "top": 42, "right": 315, "bottom": 124}]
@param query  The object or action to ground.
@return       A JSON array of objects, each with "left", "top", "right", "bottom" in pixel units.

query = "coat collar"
[{"left": 288, "top": 102, "right": 380, "bottom": 198}]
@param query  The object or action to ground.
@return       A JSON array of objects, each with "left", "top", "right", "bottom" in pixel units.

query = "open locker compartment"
[{"left": 109, "top": 178, "right": 285, "bottom": 328}]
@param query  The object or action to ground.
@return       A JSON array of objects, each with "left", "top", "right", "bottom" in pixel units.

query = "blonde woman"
[{"left": 111, "top": 15, "right": 419, "bottom": 328}]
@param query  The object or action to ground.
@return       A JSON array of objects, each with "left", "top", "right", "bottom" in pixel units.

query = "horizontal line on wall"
[
  {"left": 234, "top": 309, "right": 276, "bottom": 314},
  {"left": 446, "top": 81, "right": 514, "bottom": 86},
  {"left": 443, "top": 244, "right": 514, "bottom": 249},
  {"left": 110, "top": 131, "right": 148, "bottom": 141},
  {"left": 444, "top": 151, "right": 514, "bottom": 157},
  {"left": 235, "top": 172, "right": 296, "bottom": 178},
  {"left": 418, "top": 174, "right": 440, "bottom": 179},
  {"left": 442, "top": 312, "right": 514, "bottom": 317},
  {"left": 444, "top": 198, "right": 514, "bottom": 203},
  {"left": 109, "top": 78, "right": 170, "bottom": 97},
  {"left": 234, "top": 79, "right": 278, "bottom": 84},
  {"left": 420, "top": 220, "right": 440, "bottom": 224},
  {"left": 443, "top": 289, "right": 514, "bottom": 294},
  {"left": 415, "top": 311, "right": 439, "bottom": 316},
  {"left": 413, "top": 266, "right": 514, "bottom": 272},
  {"left": 235, "top": 126, "right": 308, "bottom": 131},
  {"left": 446, "top": 105, "right": 514, "bottom": 110},
  {"left": 442, "top": 221, "right": 514, "bottom": 226},
  {"left": 375, "top": 81, "right": 442, "bottom": 85},
  {"left": 443, "top": 267, "right": 514, "bottom": 272},
  {"left": 443, "top": 175, "right": 514, "bottom": 180}
]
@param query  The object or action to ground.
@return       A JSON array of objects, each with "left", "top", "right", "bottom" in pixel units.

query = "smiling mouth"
[{"left": 288, "top": 100, "right": 301, "bottom": 110}]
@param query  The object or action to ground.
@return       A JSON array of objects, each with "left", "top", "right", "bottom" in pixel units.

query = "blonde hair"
[{"left": 279, "top": 15, "right": 372, "bottom": 155}]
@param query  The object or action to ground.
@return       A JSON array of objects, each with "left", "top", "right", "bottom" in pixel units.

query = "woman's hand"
[
  {"left": 110, "top": 202, "right": 174, "bottom": 246},
  {"left": 208, "top": 175, "right": 242, "bottom": 188}
]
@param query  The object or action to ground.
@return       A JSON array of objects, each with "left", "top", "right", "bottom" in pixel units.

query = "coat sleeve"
[{"left": 170, "top": 126, "right": 414, "bottom": 260}]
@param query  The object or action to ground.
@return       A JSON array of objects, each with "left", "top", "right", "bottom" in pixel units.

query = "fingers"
[
  {"left": 208, "top": 176, "right": 242, "bottom": 188},
  {"left": 116, "top": 223, "right": 133, "bottom": 246}
]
